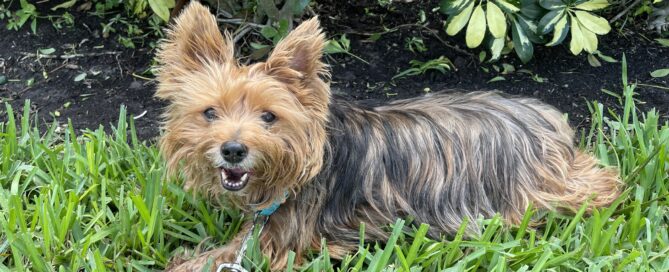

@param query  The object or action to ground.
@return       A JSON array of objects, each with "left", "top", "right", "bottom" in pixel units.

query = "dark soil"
[{"left": 1, "top": 1, "right": 667, "bottom": 141}]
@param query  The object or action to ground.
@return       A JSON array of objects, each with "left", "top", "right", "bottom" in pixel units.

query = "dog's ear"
[
  {"left": 265, "top": 17, "right": 326, "bottom": 82},
  {"left": 155, "top": 1, "right": 233, "bottom": 99}
]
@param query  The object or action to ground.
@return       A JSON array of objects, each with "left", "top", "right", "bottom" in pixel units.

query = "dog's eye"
[
  {"left": 203, "top": 108, "right": 218, "bottom": 121},
  {"left": 260, "top": 111, "right": 276, "bottom": 123}
]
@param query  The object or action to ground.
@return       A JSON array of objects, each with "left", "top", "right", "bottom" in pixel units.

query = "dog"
[{"left": 155, "top": 2, "right": 621, "bottom": 270}]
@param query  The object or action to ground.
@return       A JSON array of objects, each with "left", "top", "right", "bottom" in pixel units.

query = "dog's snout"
[{"left": 222, "top": 141, "right": 248, "bottom": 163}]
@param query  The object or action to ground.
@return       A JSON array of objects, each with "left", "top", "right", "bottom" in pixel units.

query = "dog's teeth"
[{"left": 241, "top": 173, "right": 248, "bottom": 182}]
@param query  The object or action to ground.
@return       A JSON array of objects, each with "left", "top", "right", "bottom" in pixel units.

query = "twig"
[
  {"left": 610, "top": 0, "right": 643, "bottom": 23},
  {"left": 233, "top": 25, "right": 254, "bottom": 44},
  {"left": 411, "top": 24, "right": 475, "bottom": 58},
  {"left": 637, "top": 83, "right": 669, "bottom": 91},
  {"left": 48, "top": 62, "right": 69, "bottom": 74},
  {"left": 216, "top": 18, "right": 264, "bottom": 29},
  {"left": 21, "top": 51, "right": 122, "bottom": 60},
  {"left": 343, "top": 23, "right": 474, "bottom": 58},
  {"left": 131, "top": 73, "right": 153, "bottom": 81}
]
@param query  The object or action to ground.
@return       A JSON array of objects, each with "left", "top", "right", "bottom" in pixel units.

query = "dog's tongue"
[{"left": 220, "top": 167, "right": 250, "bottom": 191}]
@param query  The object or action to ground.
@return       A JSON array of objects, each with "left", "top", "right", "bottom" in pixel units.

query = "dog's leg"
[{"left": 166, "top": 224, "right": 250, "bottom": 272}]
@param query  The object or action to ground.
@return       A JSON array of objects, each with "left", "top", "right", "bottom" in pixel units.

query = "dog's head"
[{"left": 155, "top": 1, "right": 329, "bottom": 208}]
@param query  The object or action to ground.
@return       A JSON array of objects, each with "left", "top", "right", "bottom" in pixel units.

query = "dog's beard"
[{"left": 206, "top": 147, "right": 258, "bottom": 192}]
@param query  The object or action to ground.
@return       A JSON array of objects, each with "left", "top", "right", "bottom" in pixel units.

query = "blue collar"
[{"left": 257, "top": 191, "right": 288, "bottom": 216}]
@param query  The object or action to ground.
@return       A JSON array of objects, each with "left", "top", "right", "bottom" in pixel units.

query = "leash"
[{"left": 216, "top": 192, "right": 287, "bottom": 272}]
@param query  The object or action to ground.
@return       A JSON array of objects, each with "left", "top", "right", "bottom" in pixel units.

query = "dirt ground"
[{"left": 1, "top": 1, "right": 667, "bottom": 141}]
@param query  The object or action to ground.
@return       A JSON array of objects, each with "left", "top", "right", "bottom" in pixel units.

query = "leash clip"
[
  {"left": 216, "top": 213, "right": 269, "bottom": 272},
  {"left": 216, "top": 263, "right": 248, "bottom": 272},
  {"left": 217, "top": 192, "right": 288, "bottom": 272}
]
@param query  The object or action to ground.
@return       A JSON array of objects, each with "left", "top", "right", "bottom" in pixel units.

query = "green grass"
[{"left": 1, "top": 60, "right": 668, "bottom": 271}]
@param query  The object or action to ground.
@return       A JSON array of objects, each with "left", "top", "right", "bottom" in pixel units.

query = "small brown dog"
[{"left": 156, "top": 2, "right": 621, "bottom": 271}]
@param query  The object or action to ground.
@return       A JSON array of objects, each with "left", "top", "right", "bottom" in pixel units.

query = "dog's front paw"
[{"left": 166, "top": 247, "right": 236, "bottom": 272}]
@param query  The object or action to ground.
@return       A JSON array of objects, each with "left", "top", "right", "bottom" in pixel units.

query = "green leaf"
[
  {"left": 574, "top": 10, "right": 610, "bottom": 35},
  {"left": 587, "top": 54, "right": 602, "bottom": 67},
  {"left": 538, "top": 9, "right": 564, "bottom": 34},
  {"left": 495, "top": 0, "right": 520, "bottom": 12},
  {"left": 569, "top": 15, "right": 584, "bottom": 55},
  {"left": 650, "top": 68, "right": 669, "bottom": 78},
  {"left": 440, "top": 0, "right": 469, "bottom": 15},
  {"left": 51, "top": 0, "right": 77, "bottom": 10},
  {"left": 466, "top": 4, "right": 487, "bottom": 48},
  {"left": 30, "top": 18, "right": 37, "bottom": 34},
  {"left": 539, "top": 0, "right": 567, "bottom": 10},
  {"left": 39, "top": 48, "right": 56, "bottom": 55},
  {"left": 489, "top": 37, "right": 505, "bottom": 60},
  {"left": 517, "top": 16, "right": 543, "bottom": 43},
  {"left": 486, "top": 2, "right": 507, "bottom": 38},
  {"left": 546, "top": 14, "right": 569, "bottom": 46},
  {"left": 488, "top": 75, "right": 506, "bottom": 82},
  {"left": 511, "top": 18, "right": 534, "bottom": 63},
  {"left": 595, "top": 51, "right": 617, "bottom": 62},
  {"left": 292, "top": 0, "right": 310, "bottom": 15},
  {"left": 446, "top": 1, "right": 474, "bottom": 35},
  {"left": 579, "top": 21, "right": 598, "bottom": 53},
  {"left": 656, "top": 38, "right": 669, "bottom": 47},
  {"left": 74, "top": 72, "right": 87, "bottom": 82},
  {"left": 148, "top": 0, "right": 170, "bottom": 22},
  {"left": 520, "top": 0, "right": 543, "bottom": 19},
  {"left": 261, "top": 26, "right": 279, "bottom": 39},
  {"left": 575, "top": 0, "right": 609, "bottom": 11}
]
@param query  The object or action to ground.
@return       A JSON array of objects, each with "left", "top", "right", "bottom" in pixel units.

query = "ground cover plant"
[
  {"left": 0, "top": 58, "right": 667, "bottom": 270},
  {"left": 1, "top": 1, "right": 667, "bottom": 140}
]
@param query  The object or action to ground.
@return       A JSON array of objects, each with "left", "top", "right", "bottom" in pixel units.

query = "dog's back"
[{"left": 314, "top": 91, "right": 620, "bottom": 240}]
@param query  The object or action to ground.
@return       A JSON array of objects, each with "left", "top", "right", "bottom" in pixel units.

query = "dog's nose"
[{"left": 221, "top": 141, "right": 248, "bottom": 163}]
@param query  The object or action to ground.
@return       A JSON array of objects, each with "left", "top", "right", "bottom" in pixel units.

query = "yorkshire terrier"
[{"left": 156, "top": 2, "right": 621, "bottom": 271}]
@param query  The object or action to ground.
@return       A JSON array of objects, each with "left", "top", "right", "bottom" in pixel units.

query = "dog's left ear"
[
  {"left": 155, "top": 1, "right": 234, "bottom": 100},
  {"left": 265, "top": 17, "right": 326, "bottom": 82}
]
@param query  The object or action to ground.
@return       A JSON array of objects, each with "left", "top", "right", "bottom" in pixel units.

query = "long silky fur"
[{"left": 159, "top": 2, "right": 621, "bottom": 271}]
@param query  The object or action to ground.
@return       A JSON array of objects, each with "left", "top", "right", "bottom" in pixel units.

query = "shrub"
[{"left": 440, "top": 0, "right": 612, "bottom": 62}]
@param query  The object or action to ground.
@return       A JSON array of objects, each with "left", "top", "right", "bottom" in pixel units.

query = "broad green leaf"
[
  {"left": 148, "top": 0, "right": 170, "bottom": 22},
  {"left": 579, "top": 21, "right": 598, "bottom": 53},
  {"left": 575, "top": 0, "right": 609, "bottom": 11},
  {"left": 520, "top": 0, "right": 543, "bottom": 19},
  {"left": 489, "top": 37, "right": 505, "bottom": 60},
  {"left": 538, "top": 9, "right": 564, "bottom": 34},
  {"left": 569, "top": 15, "right": 584, "bottom": 55},
  {"left": 261, "top": 26, "right": 279, "bottom": 39},
  {"left": 574, "top": 10, "right": 610, "bottom": 35},
  {"left": 511, "top": 18, "right": 534, "bottom": 63},
  {"left": 487, "top": 2, "right": 507, "bottom": 38},
  {"left": 517, "top": 16, "right": 543, "bottom": 43},
  {"left": 466, "top": 4, "right": 487, "bottom": 48},
  {"left": 446, "top": 1, "right": 475, "bottom": 35},
  {"left": 495, "top": 0, "right": 520, "bottom": 13},
  {"left": 650, "top": 68, "right": 669, "bottom": 78},
  {"left": 539, "top": 0, "right": 567, "bottom": 10},
  {"left": 546, "top": 14, "right": 569, "bottom": 46},
  {"left": 440, "top": 0, "right": 469, "bottom": 15}
]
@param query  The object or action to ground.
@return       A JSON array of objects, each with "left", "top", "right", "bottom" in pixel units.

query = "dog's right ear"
[{"left": 155, "top": 1, "right": 233, "bottom": 99}]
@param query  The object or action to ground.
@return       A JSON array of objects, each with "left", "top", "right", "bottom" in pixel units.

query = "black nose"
[{"left": 221, "top": 141, "right": 248, "bottom": 163}]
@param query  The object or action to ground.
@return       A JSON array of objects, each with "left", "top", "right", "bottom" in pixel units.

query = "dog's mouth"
[{"left": 220, "top": 167, "right": 251, "bottom": 191}]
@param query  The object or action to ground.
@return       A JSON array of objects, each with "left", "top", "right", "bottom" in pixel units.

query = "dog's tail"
[{"left": 547, "top": 151, "right": 622, "bottom": 211}]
